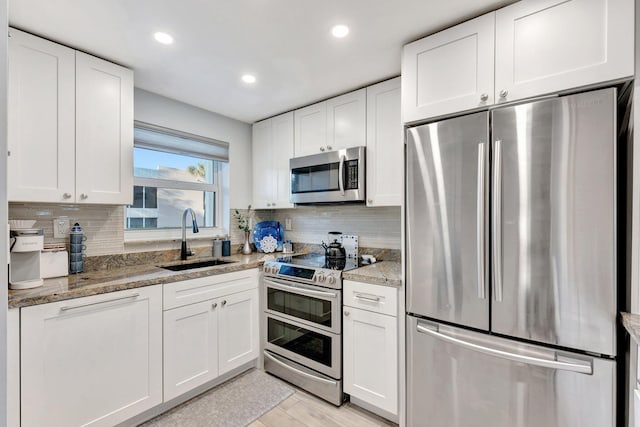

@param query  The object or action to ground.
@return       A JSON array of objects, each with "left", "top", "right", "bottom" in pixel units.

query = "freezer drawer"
[{"left": 407, "top": 316, "right": 615, "bottom": 427}]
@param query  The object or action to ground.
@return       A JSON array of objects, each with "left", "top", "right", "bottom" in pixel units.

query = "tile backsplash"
[
  {"left": 241, "top": 205, "right": 402, "bottom": 250},
  {"left": 10, "top": 203, "right": 402, "bottom": 258},
  {"left": 9, "top": 203, "right": 124, "bottom": 256}
]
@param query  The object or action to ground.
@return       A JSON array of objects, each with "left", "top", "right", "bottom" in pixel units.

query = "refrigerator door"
[
  {"left": 407, "top": 316, "right": 615, "bottom": 427},
  {"left": 407, "top": 111, "right": 489, "bottom": 330},
  {"left": 491, "top": 88, "right": 617, "bottom": 356}
]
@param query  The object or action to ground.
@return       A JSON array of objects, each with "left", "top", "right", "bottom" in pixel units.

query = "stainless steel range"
[{"left": 262, "top": 253, "right": 360, "bottom": 406}]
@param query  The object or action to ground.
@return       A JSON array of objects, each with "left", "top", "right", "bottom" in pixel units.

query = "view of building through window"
[{"left": 126, "top": 147, "right": 218, "bottom": 229}]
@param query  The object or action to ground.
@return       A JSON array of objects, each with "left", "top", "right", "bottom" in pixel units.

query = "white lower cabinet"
[
  {"left": 163, "top": 270, "right": 259, "bottom": 401},
  {"left": 343, "top": 280, "right": 398, "bottom": 417},
  {"left": 20, "top": 285, "right": 163, "bottom": 427}
]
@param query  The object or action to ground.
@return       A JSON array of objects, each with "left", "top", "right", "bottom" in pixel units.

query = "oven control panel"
[{"left": 263, "top": 261, "right": 342, "bottom": 289}]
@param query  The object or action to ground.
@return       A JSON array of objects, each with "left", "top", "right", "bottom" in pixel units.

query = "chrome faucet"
[{"left": 181, "top": 208, "right": 200, "bottom": 260}]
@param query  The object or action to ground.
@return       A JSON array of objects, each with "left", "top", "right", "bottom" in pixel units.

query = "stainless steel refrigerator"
[{"left": 406, "top": 88, "right": 619, "bottom": 427}]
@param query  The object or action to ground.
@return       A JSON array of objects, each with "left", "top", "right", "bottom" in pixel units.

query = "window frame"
[{"left": 124, "top": 124, "right": 228, "bottom": 243}]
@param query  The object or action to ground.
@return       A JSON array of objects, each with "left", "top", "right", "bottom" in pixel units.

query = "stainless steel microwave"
[{"left": 289, "top": 146, "right": 365, "bottom": 204}]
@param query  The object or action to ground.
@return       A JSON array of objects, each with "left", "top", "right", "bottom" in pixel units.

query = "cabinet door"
[
  {"left": 252, "top": 119, "right": 274, "bottom": 209},
  {"left": 402, "top": 13, "right": 495, "bottom": 123},
  {"left": 163, "top": 299, "right": 219, "bottom": 401},
  {"left": 8, "top": 28, "right": 76, "bottom": 203},
  {"left": 326, "top": 88, "right": 366, "bottom": 151},
  {"left": 366, "top": 78, "right": 402, "bottom": 207},
  {"left": 343, "top": 307, "right": 398, "bottom": 415},
  {"left": 294, "top": 101, "right": 327, "bottom": 157},
  {"left": 21, "top": 286, "right": 162, "bottom": 427},
  {"left": 218, "top": 288, "right": 259, "bottom": 375},
  {"left": 76, "top": 51, "right": 134, "bottom": 204},
  {"left": 495, "top": 0, "right": 633, "bottom": 103},
  {"left": 271, "top": 112, "right": 295, "bottom": 208}
]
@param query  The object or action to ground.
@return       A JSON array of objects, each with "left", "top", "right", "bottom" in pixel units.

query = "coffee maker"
[{"left": 9, "top": 228, "right": 44, "bottom": 290}]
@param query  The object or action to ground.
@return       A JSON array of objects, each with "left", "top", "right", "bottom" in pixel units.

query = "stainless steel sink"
[{"left": 159, "top": 259, "right": 236, "bottom": 271}]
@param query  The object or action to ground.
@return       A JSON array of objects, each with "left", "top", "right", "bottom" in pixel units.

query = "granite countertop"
[
  {"left": 622, "top": 312, "right": 640, "bottom": 345},
  {"left": 343, "top": 261, "right": 402, "bottom": 287},
  {"left": 9, "top": 253, "right": 402, "bottom": 309},
  {"left": 8, "top": 252, "right": 277, "bottom": 309}
]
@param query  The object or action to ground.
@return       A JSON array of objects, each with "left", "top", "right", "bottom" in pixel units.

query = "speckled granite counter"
[
  {"left": 342, "top": 261, "right": 402, "bottom": 287},
  {"left": 622, "top": 312, "right": 640, "bottom": 345},
  {"left": 8, "top": 252, "right": 281, "bottom": 309}
]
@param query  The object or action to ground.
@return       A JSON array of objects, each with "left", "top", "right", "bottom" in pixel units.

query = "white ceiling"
[{"left": 9, "top": 0, "right": 515, "bottom": 123}]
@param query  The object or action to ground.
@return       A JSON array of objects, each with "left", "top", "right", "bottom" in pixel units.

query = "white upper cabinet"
[
  {"left": 495, "top": 0, "right": 634, "bottom": 104},
  {"left": 76, "top": 52, "right": 134, "bottom": 204},
  {"left": 252, "top": 112, "right": 294, "bottom": 209},
  {"left": 366, "top": 78, "right": 402, "bottom": 207},
  {"left": 8, "top": 29, "right": 76, "bottom": 203},
  {"left": 294, "top": 101, "right": 327, "bottom": 157},
  {"left": 326, "top": 88, "right": 366, "bottom": 152},
  {"left": 8, "top": 28, "right": 134, "bottom": 204},
  {"left": 402, "top": 13, "right": 495, "bottom": 123},
  {"left": 402, "top": 0, "right": 634, "bottom": 122},
  {"left": 294, "top": 89, "right": 366, "bottom": 157}
]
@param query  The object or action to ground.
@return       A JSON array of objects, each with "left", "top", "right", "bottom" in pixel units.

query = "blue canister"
[{"left": 69, "top": 222, "right": 86, "bottom": 273}]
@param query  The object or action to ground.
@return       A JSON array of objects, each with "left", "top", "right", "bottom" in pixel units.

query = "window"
[{"left": 125, "top": 122, "right": 229, "bottom": 241}]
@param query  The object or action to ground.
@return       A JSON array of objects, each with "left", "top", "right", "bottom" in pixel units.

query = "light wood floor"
[{"left": 251, "top": 389, "right": 397, "bottom": 427}]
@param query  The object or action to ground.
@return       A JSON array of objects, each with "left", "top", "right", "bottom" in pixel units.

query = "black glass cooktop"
[{"left": 275, "top": 253, "right": 361, "bottom": 272}]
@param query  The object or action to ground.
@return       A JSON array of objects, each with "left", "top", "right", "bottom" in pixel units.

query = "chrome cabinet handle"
[
  {"left": 80, "top": 193, "right": 88, "bottom": 200},
  {"left": 492, "top": 140, "right": 503, "bottom": 302},
  {"left": 499, "top": 89, "right": 508, "bottom": 99},
  {"left": 221, "top": 300, "right": 227, "bottom": 307},
  {"left": 320, "top": 146, "right": 326, "bottom": 152},
  {"left": 480, "top": 93, "right": 489, "bottom": 102},
  {"left": 367, "top": 198, "right": 373, "bottom": 204},
  {"left": 212, "top": 302, "right": 218, "bottom": 309},
  {"left": 338, "top": 154, "right": 345, "bottom": 196},
  {"left": 63, "top": 193, "right": 72, "bottom": 199},
  {"left": 416, "top": 322, "right": 592, "bottom": 375},
  {"left": 326, "top": 145, "right": 332, "bottom": 150},
  {"left": 354, "top": 293, "right": 381, "bottom": 302},
  {"left": 272, "top": 202, "right": 276, "bottom": 206},
  {"left": 60, "top": 293, "right": 140, "bottom": 312},
  {"left": 476, "top": 142, "right": 487, "bottom": 300},
  {"left": 344, "top": 310, "right": 350, "bottom": 316}
]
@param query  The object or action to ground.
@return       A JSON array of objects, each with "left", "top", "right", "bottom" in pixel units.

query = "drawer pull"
[
  {"left": 60, "top": 293, "right": 140, "bottom": 311},
  {"left": 354, "top": 293, "right": 381, "bottom": 303}
]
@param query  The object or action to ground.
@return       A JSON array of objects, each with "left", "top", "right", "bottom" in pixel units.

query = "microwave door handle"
[{"left": 338, "top": 154, "right": 345, "bottom": 195}]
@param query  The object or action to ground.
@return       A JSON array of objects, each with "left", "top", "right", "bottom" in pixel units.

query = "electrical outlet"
[
  {"left": 285, "top": 218, "right": 292, "bottom": 230},
  {"left": 53, "top": 217, "right": 69, "bottom": 238}
]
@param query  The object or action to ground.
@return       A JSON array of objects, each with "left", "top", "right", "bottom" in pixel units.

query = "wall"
[
  {"left": 134, "top": 88, "right": 252, "bottom": 209},
  {"left": 1, "top": 0, "right": 8, "bottom": 422},
  {"left": 230, "top": 205, "right": 402, "bottom": 250}
]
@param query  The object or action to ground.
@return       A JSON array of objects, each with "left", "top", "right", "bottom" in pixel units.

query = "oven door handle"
[
  {"left": 264, "top": 278, "right": 338, "bottom": 299},
  {"left": 264, "top": 351, "right": 338, "bottom": 386}
]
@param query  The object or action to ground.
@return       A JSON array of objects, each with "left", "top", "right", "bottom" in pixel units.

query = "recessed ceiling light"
[
  {"left": 153, "top": 32, "right": 174, "bottom": 45},
  {"left": 242, "top": 74, "right": 257, "bottom": 84},
  {"left": 331, "top": 24, "right": 350, "bottom": 38}
]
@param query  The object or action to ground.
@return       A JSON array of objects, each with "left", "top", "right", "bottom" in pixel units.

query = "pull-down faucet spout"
[{"left": 181, "top": 208, "right": 199, "bottom": 260}]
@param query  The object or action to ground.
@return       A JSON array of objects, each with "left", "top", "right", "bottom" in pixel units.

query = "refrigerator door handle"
[
  {"left": 477, "top": 142, "right": 487, "bottom": 299},
  {"left": 492, "top": 139, "right": 503, "bottom": 302},
  {"left": 415, "top": 321, "right": 593, "bottom": 375}
]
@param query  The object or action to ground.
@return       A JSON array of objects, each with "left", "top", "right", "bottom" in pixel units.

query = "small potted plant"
[{"left": 234, "top": 205, "right": 253, "bottom": 254}]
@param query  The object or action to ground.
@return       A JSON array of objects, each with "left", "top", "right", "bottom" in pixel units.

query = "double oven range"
[{"left": 262, "top": 253, "right": 359, "bottom": 405}]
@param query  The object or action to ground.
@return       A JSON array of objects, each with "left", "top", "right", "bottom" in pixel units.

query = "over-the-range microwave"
[{"left": 289, "top": 146, "right": 365, "bottom": 204}]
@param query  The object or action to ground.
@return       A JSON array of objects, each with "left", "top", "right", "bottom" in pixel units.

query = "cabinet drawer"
[
  {"left": 343, "top": 280, "right": 397, "bottom": 317},
  {"left": 163, "top": 268, "right": 259, "bottom": 310}
]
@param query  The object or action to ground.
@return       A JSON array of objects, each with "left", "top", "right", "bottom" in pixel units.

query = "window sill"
[{"left": 124, "top": 227, "right": 228, "bottom": 243}]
